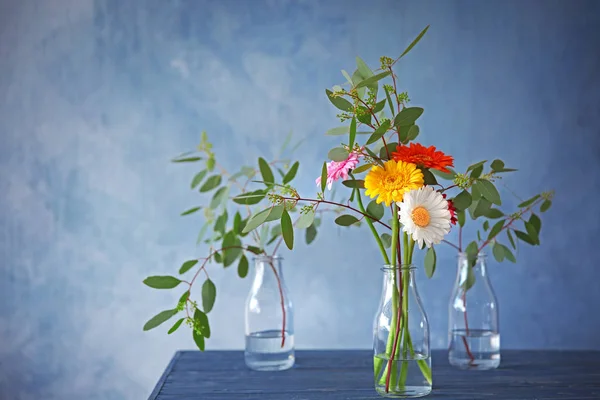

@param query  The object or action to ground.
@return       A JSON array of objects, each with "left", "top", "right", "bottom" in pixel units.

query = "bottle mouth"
[
  {"left": 253, "top": 254, "right": 283, "bottom": 262},
  {"left": 381, "top": 264, "right": 416, "bottom": 271},
  {"left": 457, "top": 251, "right": 487, "bottom": 260}
]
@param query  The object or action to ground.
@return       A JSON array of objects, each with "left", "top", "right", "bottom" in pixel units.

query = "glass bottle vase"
[
  {"left": 373, "top": 265, "right": 432, "bottom": 398},
  {"left": 448, "top": 252, "right": 500, "bottom": 370},
  {"left": 244, "top": 255, "right": 294, "bottom": 371}
]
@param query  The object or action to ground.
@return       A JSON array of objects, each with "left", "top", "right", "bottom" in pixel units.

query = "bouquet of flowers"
[{"left": 142, "top": 25, "right": 553, "bottom": 398}]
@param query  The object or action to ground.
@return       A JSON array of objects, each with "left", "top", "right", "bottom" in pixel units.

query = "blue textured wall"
[{"left": 1, "top": 0, "right": 599, "bottom": 399}]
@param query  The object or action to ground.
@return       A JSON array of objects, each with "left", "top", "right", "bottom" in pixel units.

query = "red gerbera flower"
[
  {"left": 392, "top": 143, "right": 454, "bottom": 173},
  {"left": 442, "top": 193, "right": 458, "bottom": 225}
]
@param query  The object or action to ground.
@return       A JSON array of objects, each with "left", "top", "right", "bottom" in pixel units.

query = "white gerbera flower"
[{"left": 397, "top": 186, "right": 452, "bottom": 249}]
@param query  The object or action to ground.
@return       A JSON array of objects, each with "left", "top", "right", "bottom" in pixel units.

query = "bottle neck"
[
  {"left": 381, "top": 265, "right": 416, "bottom": 289},
  {"left": 456, "top": 253, "right": 488, "bottom": 285},
  {"left": 252, "top": 256, "right": 285, "bottom": 288}
]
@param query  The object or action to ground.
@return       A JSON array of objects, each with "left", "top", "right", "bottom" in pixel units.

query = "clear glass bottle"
[
  {"left": 244, "top": 255, "right": 294, "bottom": 371},
  {"left": 448, "top": 252, "right": 500, "bottom": 370},
  {"left": 373, "top": 265, "right": 432, "bottom": 398}
]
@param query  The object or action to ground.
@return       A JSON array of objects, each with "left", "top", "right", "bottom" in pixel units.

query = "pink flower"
[{"left": 315, "top": 152, "right": 361, "bottom": 190}]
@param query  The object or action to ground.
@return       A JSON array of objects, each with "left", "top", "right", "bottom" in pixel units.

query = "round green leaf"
[
  {"left": 335, "top": 214, "right": 360, "bottom": 226},
  {"left": 393, "top": 107, "right": 424, "bottom": 127},
  {"left": 492, "top": 242, "right": 505, "bottom": 263},
  {"left": 238, "top": 255, "right": 249, "bottom": 278},
  {"left": 452, "top": 190, "right": 472, "bottom": 211},
  {"left": 381, "top": 233, "right": 392, "bottom": 248},
  {"left": 328, "top": 147, "right": 349, "bottom": 162},
  {"left": 475, "top": 180, "right": 501, "bottom": 206},
  {"left": 143, "top": 276, "right": 182, "bottom": 289},
  {"left": 366, "top": 200, "right": 384, "bottom": 220},
  {"left": 296, "top": 210, "right": 315, "bottom": 229}
]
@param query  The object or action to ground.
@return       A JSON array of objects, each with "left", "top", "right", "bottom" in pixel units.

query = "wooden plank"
[{"left": 150, "top": 350, "right": 600, "bottom": 399}]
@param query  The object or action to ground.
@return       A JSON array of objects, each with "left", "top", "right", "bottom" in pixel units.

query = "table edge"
[{"left": 147, "top": 351, "right": 181, "bottom": 400}]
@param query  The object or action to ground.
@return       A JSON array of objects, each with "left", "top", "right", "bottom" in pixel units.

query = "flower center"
[
  {"left": 411, "top": 206, "right": 430, "bottom": 227},
  {"left": 383, "top": 173, "right": 408, "bottom": 190}
]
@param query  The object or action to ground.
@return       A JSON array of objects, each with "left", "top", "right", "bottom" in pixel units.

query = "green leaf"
[
  {"left": 213, "top": 210, "right": 228, "bottom": 235},
  {"left": 283, "top": 162, "right": 299, "bottom": 184},
  {"left": 194, "top": 309, "right": 211, "bottom": 338},
  {"left": 201, "top": 279, "right": 217, "bottom": 313},
  {"left": 424, "top": 246, "right": 436, "bottom": 278},
  {"left": 356, "top": 106, "right": 371, "bottom": 125},
  {"left": 367, "top": 200, "right": 384, "bottom": 220},
  {"left": 320, "top": 162, "right": 328, "bottom": 192},
  {"left": 206, "top": 156, "right": 215, "bottom": 171},
  {"left": 430, "top": 168, "right": 457, "bottom": 180},
  {"left": 342, "top": 69, "right": 353, "bottom": 84},
  {"left": 238, "top": 255, "right": 249, "bottom": 278},
  {"left": 264, "top": 204, "right": 285, "bottom": 222},
  {"left": 326, "top": 89, "right": 353, "bottom": 111},
  {"left": 457, "top": 210, "right": 466, "bottom": 227},
  {"left": 379, "top": 142, "right": 398, "bottom": 160},
  {"left": 246, "top": 246, "right": 262, "bottom": 255},
  {"left": 529, "top": 213, "right": 542, "bottom": 234},
  {"left": 351, "top": 69, "right": 366, "bottom": 99},
  {"left": 384, "top": 86, "right": 395, "bottom": 116},
  {"left": 465, "top": 241, "right": 479, "bottom": 262},
  {"left": 191, "top": 170, "right": 207, "bottom": 189},
  {"left": 470, "top": 165, "right": 483, "bottom": 179},
  {"left": 281, "top": 210, "right": 294, "bottom": 250},
  {"left": 464, "top": 265, "right": 476, "bottom": 291},
  {"left": 366, "top": 119, "right": 391, "bottom": 145},
  {"left": 373, "top": 99, "right": 386, "bottom": 113},
  {"left": 242, "top": 208, "right": 271, "bottom": 234},
  {"left": 518, "top": 194, "right": 540, "bottom": 208},
  {"left": 193, "top": 330, "right": 205, "bottom": 351},
  {"left": 355, "top": 71, "right": 391, "bottom": 89},
  {"left": 487, "top": 220, "right": 505, "bottom": 241},
  {"left": 199, "top": 175, "right": 222, "bottom": 192},
  {"left": 485, "top": 208, "right": 504, "bottom": 219},
  {"left": 325, "top": 126, "right": 350, "bottom": 136},
  {"left": 475, "top": 180, "right": 501, "bottom": 206},
  {"left": 406, "top": 125, "right": 420, "bottom": 141},
  {"left": 167, "top": 318, "right": 184, "bottom": 335},
  {"left": 493, "top": 242, "right": 505, "bottom": 262},
  {"left": 181, "top": 206, "right": 202, "bottom": 216},
  {"left": 393, "top": 107, "right": 424, "bottom": 127},
  {"left": 356, "top": 56, "right": 374, "bottom": 79},
  {"left": 348, "top": 117, "right": 356, "bottom": 152},
  {"left": 473, "top": 198, "right": 492, "bottom": 219},
  {"left": 483, "top": 220, "right": 489, "bottom": 231},
  {"left": 172, "top": 156, "right": 202, "bottom": 163},
  {"left": 507, "top": 229, "right": 516, "bottom": 249},
  {"left": 381, "top": 233, "right": 392, "bottom": 248},
  {"left": 421, "top": 168, "right": 437, "bottom": 186},
  {"left": 335, "top": 214, "right": 360, "bottom": 226},
  {"left": 297, "top": 210, "right": 315, "bottom": 229},
  {"left": 328, "top": 147, "right": 349, "bottom": 162},
  {"left": 471, "top": 183, "right": 482, "bottom": 200},
  {"left": 352, "top": 163, "right": 373, "bottom": 174},
  {"left": 232, "top": 190, "right": 266, "bottom": 205},
  {"left": 365, "top": 147, "right": 384, "bottom": 166},
  {"left": 258, "top": 157, "right": 274, "bottom": 184},
  {"left": 179, "top": 260, "right": 198, "bottom": 274},
  {"left": 306, "top": 224, "right": 318, "bottom": 244},
  {"left": 490, "top": 159, "right": 505, "bottom": 172},
  {"left": 540, "top": 199, "right": 552, "bottom": 212},
  {"left": 342, "top": 179, "right": 365, "bottom": 189},
  {"left": 525, "top": 221, "right": 540, "bottom": 245},
  {"left": 143, "top": 276, "right": 182, "bottom": 289},
  {"left": 398, "top": 25, "right": 430, "bottom": 59},
  {"left": 477, "top": 230, "right": 482, "bottom": 241},
  {"left": 467, "top": 160, "right": 487, "bottom": 172},
  {"left": 144, "top": 309, "right": 178, "bottom": 331},
  {"left": 502, "top": 244, "right": 516, "bottom": 262},
  {"left": 233, "top": 212, "right": 245, "bottom": 235},
  {"left": 452, "top": 190, "right": 472, "bottom": 211},
  {"left": 210, "top": 186, "right": 229, "bottom": 209},
  {"left": 515, "top": 230, "right": 536, "bottom": 245}
]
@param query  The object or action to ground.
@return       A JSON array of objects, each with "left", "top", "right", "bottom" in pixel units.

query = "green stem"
[{"left": 354, "top": 187, "right": 390, "bottom": 265}]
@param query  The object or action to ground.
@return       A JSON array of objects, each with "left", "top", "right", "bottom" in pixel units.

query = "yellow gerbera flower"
[{"left": 364, "top": 160, "right": 424, "bottom": 206}]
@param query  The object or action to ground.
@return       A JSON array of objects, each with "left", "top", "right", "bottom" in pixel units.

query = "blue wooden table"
[{"left": 149, "top": 350, "right": 600, "bottom": 399}]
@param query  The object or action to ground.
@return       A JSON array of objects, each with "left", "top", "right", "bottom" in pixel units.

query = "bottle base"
[
  {"left": 449, "top": 357, "right": 500, "bottom": 370},
  {"left": 375, "top": 385, "right": 432, "bottom": 398},
  {"left": 244, "top": 355, "right": 295, "bottom": 371}
]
